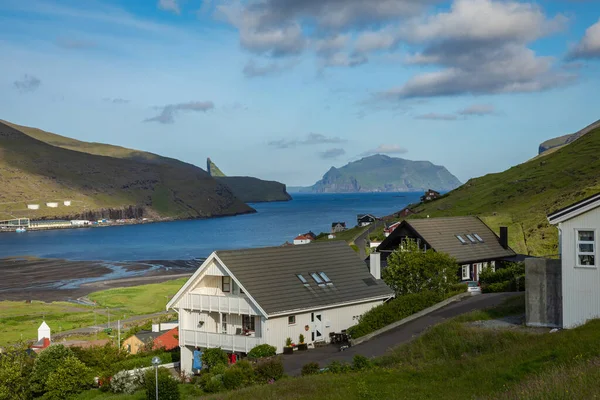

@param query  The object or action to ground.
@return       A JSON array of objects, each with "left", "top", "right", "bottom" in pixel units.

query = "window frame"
[
  {"left": 461, "top": 265, "right": 470, "bottom": 280},
  {"left": 222, "top": 276, "right": 231, "bottom": 293},
  {"left": 576, "top": 229, "right": 596, "bottom": 268},
  {"left": 242, "top": 315, "right": 255, "bottom": 331},
  {"left": 288, "top": 315, "right": 296, "bottom": 325},
  {"left": 456, "top": 235, "right": 467, "bottom": 244}
]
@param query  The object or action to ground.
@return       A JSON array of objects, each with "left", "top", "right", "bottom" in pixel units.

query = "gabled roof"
[
  {"left": 378, "top": 216, "right": 516, "bottom": 264},
  {"left": 209, "top": 242, "right": 393, "bottom": 316},
  {"left": 135, "top": 331, "right": 162, "bottom": 343},
  {"left": 331, "top": 222, "right": 346, "bottom": 227},
  {"left": 358, "top": 214, "right": 377, "bottom": 220},
  {"left": 547, "top": 192, "right": 600, "bottom": 225},
  {"left": 294, "top": 234, "right": 314, "bottom": 241}
]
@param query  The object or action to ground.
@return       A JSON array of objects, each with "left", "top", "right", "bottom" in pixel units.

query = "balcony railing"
[
  {"left": 181, "top": 329, "right": 263, "bottom": 353},
  {"left": 181, "top": 292, "right": 259, "bottom": 316}
]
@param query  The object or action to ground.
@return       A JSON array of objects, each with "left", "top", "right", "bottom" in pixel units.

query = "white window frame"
[
  {"left": 222, "top": 276, "right": 231, "bottom": 293},
  {"left": 490, "top": 261, "right": 496, "bottom": 272},
  {"left": 288, "top": 315, "right": 296, "bottom": 325},
  {"left": 576, "top": 229, "right": 596, "bottom": 268},
  {"left": 461, "top": 265, "right": 470, "bottom": 280}
]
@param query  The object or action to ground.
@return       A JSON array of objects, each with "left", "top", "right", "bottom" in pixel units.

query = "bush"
[
  {"left": 230, "top": 360, "right": 255, "bottom": 387},
  {"left": 326, "top": 361, "right": 352, "bottom": 374},
  {"left": 199, "top": 373, "right": 224, "bottom": 394},
  {"left": 43, "top": 356, "right": 94, "bottom": 400},
  {"left": 110, "top": 368, "right": 145, "bottom": 394},
  {"left": 480, "top": 262, "right": 526, "bottom": 293},
  {"left": 29, "top": 344, "right": 75, "bottom": 396},
  {"left": 301, "top": 362, "right": 320, "bottom": 376},
  {"left": 222, "top": 368, "right": 245, "bottom": 390},
  {"left": 201, "top": 348, "right": 228, "bottom": 371},
  {"left": 0, "top": 343, "right": 34, "bottom": 400},
  {"left": 71, "top": 343, "right": 127, "bottom": 376},
  {"left": 299, "top": 334, "right": 305, "bottom": 344},
  {"left": 254, "top": 358, "right": 284, "bottom": 383},
  {"left": 144, "top": 367, "right": 180, "bottom": 400},
  {"left": 247, "top": 344, "right": 276, "bottom": 360},
  {"left": 352, "top": 355, "right": 372, "bottom": 371},
  {"left": 347, "top": 291, "right": 447, "bottom": 338}
]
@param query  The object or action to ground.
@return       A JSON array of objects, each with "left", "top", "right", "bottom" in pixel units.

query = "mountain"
[
  {"left": 538, "top": 118, "right": 600, "bottom": 156},
  {"left": 413, "top": 122, "right": 600, "bottom": 257},
  {"left": 0, "top": 120, "right": 254, "bottom": 221},
  {"left": 300, "top": 154, "right": 461, "bottom": 193},
  {"left": 206, "top": 158, "right": 292, "bottom": 203}
]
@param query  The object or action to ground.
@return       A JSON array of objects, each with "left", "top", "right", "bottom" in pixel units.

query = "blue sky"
[{"left": 1, "top": 0, "right": 599, "bottom": 186}]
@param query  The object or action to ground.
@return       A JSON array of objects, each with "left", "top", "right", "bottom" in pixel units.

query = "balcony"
[
  {"left": 181, "top": 329, "right": 263, "bottom": 353},
  {"left": 181, "top": 292, "right": 259, "bottom": 316}
]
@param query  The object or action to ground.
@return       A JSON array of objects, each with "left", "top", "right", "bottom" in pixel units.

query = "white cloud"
[
  {"left": 360, "top": 144, "right": 408, "bottom": 156},
  {"left": 268, "top": 133, "right": 347, "bottom": 149},
  {"left": 457, "top": 104, "right": 496, "bottom": 116},
  {"left": 568, "top": 18, "right": 600, "bottom": 60},
  {"left": 158, "top": 0, "right": 181, "bottom": 15}
]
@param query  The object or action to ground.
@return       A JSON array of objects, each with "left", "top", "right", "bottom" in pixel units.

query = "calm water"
[{"left": 0, "top": 193, "right": 420, "bottom": 261}]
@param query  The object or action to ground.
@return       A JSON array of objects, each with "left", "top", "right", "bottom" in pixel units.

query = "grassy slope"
[
  {"left": 0, "top": 121, "right": 252, "bottom": 220},
  {"left": 410, "top": 126, "right": 600, "bottom": 256}
]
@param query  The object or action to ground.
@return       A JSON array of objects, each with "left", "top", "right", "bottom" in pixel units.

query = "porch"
[{"left": 181, "top": 329, "right": 263, "bottom": 353}]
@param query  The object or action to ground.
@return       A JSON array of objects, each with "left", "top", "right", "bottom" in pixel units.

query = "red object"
[{"left": 153, "top": 327, "right": 179, "bottom": 351}]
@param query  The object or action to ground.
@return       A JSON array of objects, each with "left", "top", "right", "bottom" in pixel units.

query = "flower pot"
[
  {"left": 283, "top": 346, "right": 294, "bottom": 355},
  {"left": 298, "top": 343, "right": 308, "bottom": 351}
]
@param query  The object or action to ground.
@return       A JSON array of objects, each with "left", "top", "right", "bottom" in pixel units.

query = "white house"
[
  {"left": 46, "top": 202, "right": 58, "bottom": 208},
  {"left": 63, "top": 200, "right": 72, "bottom": 206},
  {"left": 293, "top": 234, "right": 314, "bottom": 245},
  {"left": 166, "top": 241, "right": 393, "bottom": 375},
  {"left": 548, "top": 192, "right": 600, "bottom": 328},
  {"left": 27, "top": 204, "right": 40, "bottom": 210}
]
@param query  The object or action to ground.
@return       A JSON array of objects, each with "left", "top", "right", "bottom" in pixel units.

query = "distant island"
[
  {"left": 207, "top": 158, "right": 292, "bottom": 203},
  {"left": 289, "top": 154, "right": 461, "bottom": 193}
]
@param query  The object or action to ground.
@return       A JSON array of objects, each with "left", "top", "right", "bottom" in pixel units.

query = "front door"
[{"left": 311, "top": 312, "right": 323, "bottom": 342}]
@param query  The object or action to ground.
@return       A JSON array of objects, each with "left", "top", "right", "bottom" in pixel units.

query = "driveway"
[
  {"left": 282, "top": 292, "right": 518, "bottom": 376},
  {"left": 354, "top": 221, "right": 384, "bottom": 259}
]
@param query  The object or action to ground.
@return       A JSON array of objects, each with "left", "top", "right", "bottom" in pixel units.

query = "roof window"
[
  {"left": 297, "top": 274, "right": 308, "bottom": 284},
  {"left": 310, "top": 273, "right": 324, "bottom": 284},
  {"left": 456, "top": 235, "right": 467, "bottom": 244},
  {"left": 466, "top": 234, "right": 477, "bottom": 243},
  {"left": 319, "top": 272, "right": 331, "bottom": 283},
  {"left": 474, "top": 233, "right": 484, "bottom": 243}
]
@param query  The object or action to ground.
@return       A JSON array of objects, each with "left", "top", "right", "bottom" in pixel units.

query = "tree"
[
  {"left": 201, "top": 348, "right": 228, "bottom": 371},
  {"left": 383, "top": 239, "right": 459, "bottom": 295},
  {"left": 144, "top": 367, "right": 180, "bottom": 400},
  {"left": 0, "top": 344, "right": 34, "bottom": 400},
  {"left": 43, "top": 356, "right": 93, "bottom": 400},
  {"left": 29, "top": 345, "right": 74, "bottom": 397}
]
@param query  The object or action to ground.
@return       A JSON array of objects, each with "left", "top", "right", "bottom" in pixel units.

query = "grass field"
[{"left": 0, "top": 278, "right": 187, "bottom": 347}]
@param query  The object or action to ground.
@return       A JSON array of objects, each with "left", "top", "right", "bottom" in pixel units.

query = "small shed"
[
  {"left": 27, "top": 204, "right": 40, "bottom": 210},
  {"left": 63, "top": 200, "right": 71, "bottom": 206},
  {"left": 46, "top": 202, "right": 58, "bottom": 208}
]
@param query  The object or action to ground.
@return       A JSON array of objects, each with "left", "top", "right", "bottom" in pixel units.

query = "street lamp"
[{"left": 151, "top": 356, "right": 161, "bottom": 400}]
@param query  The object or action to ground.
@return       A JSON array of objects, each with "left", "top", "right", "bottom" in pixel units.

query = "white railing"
[
  {"left": 182, "top": 293, "right": 259, "bottom": 316},
  {"left": 181, "top": 329, "right": 263, "bottom": 353}
]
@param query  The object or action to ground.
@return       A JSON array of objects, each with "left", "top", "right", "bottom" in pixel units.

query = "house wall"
[
  {"left": 525, "top": 258, "right": 562, "bottom": 328},
  {"left": 122, "top": 336, "right": 144, "bottom": 355},
  {"left": 264, "top": 300, "right": 385, "bottom": 353},
  {"left": 559, "top": 207, "right": 600, "bottom": 328}
]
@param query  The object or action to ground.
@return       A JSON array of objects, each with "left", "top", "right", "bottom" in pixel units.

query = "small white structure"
[
  {"left": 548, "top": 192, "right": 600, "bottom": 328},
  {"left": 152, "top": 321, "right": 179, "bottom": 333},
  {"left": 293, "top": 234, "right": 313, "bottom": 245},
  {"left": 63, "top": 200, "right": 71, "bottom": 206},
  {"left": 38, "top": 321, "right": 51, "bottom": 341},
  {"left": 369, "top": 241, "right": 382, "bottom": 249},
  {"left": 328, "top": 234, "right": 336, "bottom": 239},
  {"left": 27, "top": 204, "right": 40, "bottom": 210},
  {"left": 167, "top": 242, "right": 393, "bottom": 375},
  {"left": 70, "top": 220, "right": 90, "bottom": 226},
  {"left": 46, "top": 202, "right": 58, "bottom": 208}
]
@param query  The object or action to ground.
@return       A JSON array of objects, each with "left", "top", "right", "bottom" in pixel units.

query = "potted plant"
[
  {"left": 283, "top": 337, "right": 294, "bottom": 354},
  {"left": 298, "top": 334, "right": 308, "bottom": 351}
]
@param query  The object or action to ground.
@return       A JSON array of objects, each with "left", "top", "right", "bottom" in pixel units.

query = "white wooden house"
[
  {"left": 548, "top": 193, "right": 600, "bottom": 328},
  {"left": 166, "top": 241, "right": 393, "bottom": 375}
]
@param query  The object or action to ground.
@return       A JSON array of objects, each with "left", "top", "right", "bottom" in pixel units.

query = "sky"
[{"left": 1, "top": 0, "right": 599, "bottom": 186}]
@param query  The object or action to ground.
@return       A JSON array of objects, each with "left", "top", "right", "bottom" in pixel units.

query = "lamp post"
[{"left": 151, "top": 356, "right": 161, "bottom": 400}]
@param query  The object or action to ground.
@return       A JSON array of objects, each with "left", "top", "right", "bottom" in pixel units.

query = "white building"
[
  {"left": 293, "top": 233, "right": 314, "bottom": 245},
  {"left": 70, "top": 220, "right": 90, "bottom": 226},
  {"left": 166, "top": 241, "right": 393, "bottom": 375},
  {"left": 38, "top": 321, "right": 51, "bottom": 341},
  {"left": 27, "top": 204, "right": 40, "bottom": 210},
  {"left": 63, "top": 200, "right": 71, "bottom": 206},
  {"left": 46, "top": 202, "right": 58, "bottom": 208},
  {"left": 548, "top": 192, "right": 600, "bottom": 328}
]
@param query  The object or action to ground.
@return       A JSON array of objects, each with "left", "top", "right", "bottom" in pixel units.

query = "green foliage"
[
  {"left": 247, "top": 344, "right": 276, "bottom": 360},
  {"left": 222, "top": 369, "right": 244, "bottom": 390},
  {"left": 71, "top": 344, "right": 127, "bottom": 376},
  {"left": 143, "top": 368, "right": 180, "bottom": 400},
  {"left": 230, "top": 360, "right": 255, "bottom": 387},
  {"left": 383, "top": 239, "right": 459, "bottom": 296},
  {"left": 352, "top": 355, "right": 372, "bottom": 371},
  {"left": 253, "top": 358, "right": 284, "bottom": 383},
  {"left": 299, "top": 334, "right": 305, "bottom": 344},
  {"left": 43, "top": 356, "right": 93, "bottom": 400},
  {"left": 285, "top": 337, "right": 292, "bottom": 347},
  {"left": 110, "top": 369, "right": 145, "bottom": 395},
  {"left": 198, "top": 373, "right": 224, "bottom": 394},
  {"left": 0, "top": 343, "right": 34, "bottom": 400},
  {"left": 201, "top": 348, "right": 228, "bottom": 372},
  {"left": 324, "top": 361, "right": 352, "bottom": 374},
  {"left": 301, "top": 362, "right": 320, "bottom": 376},
  {"left": 480, "top": 263, "right": 526, "bottom": 293},
  {"left": 29, "top": 344, "right": 75, "bottom": 396}
]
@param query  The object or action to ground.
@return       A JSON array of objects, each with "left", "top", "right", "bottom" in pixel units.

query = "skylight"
[
  {"left": 297, "top": 274, "right": 308, "bottom": 284},
  {"left": 466, "top": 234, "right": 477, "bottom": 243},
  {"left": 474, "top": 233, "right": 484, "bottom": 243},
  {"left": 456, "top": 235, "right": 467, "bottom": 244},
  {"left": 310, "top": 273, "right": 324, "bottom": 284},
  {"left": 319, "top": 272, "right": 331, "bottom": 283}
]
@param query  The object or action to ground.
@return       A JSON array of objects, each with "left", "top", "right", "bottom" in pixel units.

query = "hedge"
[{"left": 480, "top": 263, "right": 525, "bottom": 293}]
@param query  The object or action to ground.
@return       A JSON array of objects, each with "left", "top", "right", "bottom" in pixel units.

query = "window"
[
  {"left": 319, "top": 272, "right": 331, "bottom": 283},
  {"left": 297, "top": 274, "right": 308, "bottom": 284},
  {"left": 221, "top": 313, "right": 227, "bottom": 334},
  {"left": 242, "top": 315, "right": 255, "bottom": 331},
  {"left": 577, "top": 230, "right": 596, "bottom": 267},
  {"left": 288, "top": 315, "right": 296, "bottom": 325},
  {"left": 490, "top": 261, "right": 496, "bottom": 272},
  {"left": 466, "top": 234, "right": 477, "bottom": 243},
  {"left": 456, "top": 235, "right": 467, "bottom": 244},
  {"left": 222, "top": 276, "right": 231, "bottom": 292},
  {"left": 462, "top": 265, "right": 470, "bottom": 280},
  {"left": 474, "top": 233, "right": 484, "bottom": 243},
  {"left": 310, "top": 273, "right": 324, "bottom": 284}
]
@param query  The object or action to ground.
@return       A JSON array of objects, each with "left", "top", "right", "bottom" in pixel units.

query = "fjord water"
[{"left": 0, "top": 193, "right": 420, "bottom": 261}]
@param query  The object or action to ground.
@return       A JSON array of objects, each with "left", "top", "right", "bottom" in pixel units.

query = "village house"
[
  {"left": 357, "top": 214, "right": 377, "bottom": 227},
  {"left": 166, "top": 241, "right": 393, "bottom": 375},
  {"left": 293, "top": 233, "right": 314, "bottom": 245},
  {"left": 122, "top": 326, "right": 179, "bottom": 355},
  {"left": 331, "top": 222, "right": 347, "bottom": 233},
  {"left": 30, "top": 321, "right": 51, "bottom": 353},
  {"left": 421, "top": 189, "right": 441, "bottom": 202},
  {"left": 376, "top": 216, "right": 516, "bottom": 282},
  {"left": 384, "top": 221, "right": 401, "bottom": 237}
]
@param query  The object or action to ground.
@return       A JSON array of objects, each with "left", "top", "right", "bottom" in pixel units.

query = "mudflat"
[{"left": 0, "top": 257, "right": 198, "bottom": 302}]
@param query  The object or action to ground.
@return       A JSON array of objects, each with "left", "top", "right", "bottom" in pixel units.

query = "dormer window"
[{"left": 222, "top": 276, "right": 231, "bottom": 293}]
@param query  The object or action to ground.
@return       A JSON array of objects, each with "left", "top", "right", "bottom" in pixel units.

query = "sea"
[{"left": 0, "top": 193, "right": 421, "bottom": 261}]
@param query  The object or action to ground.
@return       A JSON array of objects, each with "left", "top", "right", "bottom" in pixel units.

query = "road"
[
  {"left": 282, "top": 292, "right": 517, "bottom": 376},
  {"left": 354, "top": 221, "right": 384, "bottom": 259}
]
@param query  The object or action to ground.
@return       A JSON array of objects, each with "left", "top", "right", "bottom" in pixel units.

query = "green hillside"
[
  {"left": 412, "top": 125, "right": 600, "bottom": 256},
  {"left": 538, "top": 118, "right": 600, "bottom": 156},
  {"left": 308, "top": 154, "right": 461, "bottom": 193},
  {"left": 0, "top": 121, "right": 253, "bottom": 220}
]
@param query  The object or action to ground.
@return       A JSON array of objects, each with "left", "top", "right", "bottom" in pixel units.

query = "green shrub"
[
  {"left": 0, "top": 343, "right": 34, "bottom": 400},
  {"left": 29, "top": 344, "right": 75, "bottom": 396},
  {"left": 247, "top": 344, "right": 276, "bottom": 360},
  {"left": 43, "top": 356, "right": 94, "bottom": 400},
  {"left": 486, "top": 281, "right": 512, "bottom": 293},
  {"left": 285, "top": 337, "right": 292, "bottom": 347},
  {"left": 449, "top": 283, "right": 468, "bottom": 293},
  {"left": 70, "top": 343, "right": 127, "bottom": 376},
  {"left": 200, "top": 373, "right": 224, "bottom": 394},
  {"left": 222, "top": 368, "right": 245, "bottom": 390},
  {"left": 480, "top": 263, "right": 526, "bottom": 293},
  {"left": 201, "top": 348, "right": 228, "bottom": 371},
  {"left": 301, "top": 362, "right": 320, "bottom": 376},
  {"left": 352, "top": 355, "right": 372, "bottom": 371},
  {"left": 299, "top": 334, "right": 305, "bottom": 344},
  {"left": 254, "top": 358, "right": 284, "bottom": 383},
  {"left": 144, "top": 367, "right": 180, "bottom": 400},
  {"left": 230, "top": 360, "right": 255, "bottom": 387}
]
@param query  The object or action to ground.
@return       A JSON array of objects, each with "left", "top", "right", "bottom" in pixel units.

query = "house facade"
[
  {"left": 331, "top": 222, "right": 347, "bottom": 233},
  {"left": 357, "top": 214, "right": 377, "bottom": 227},
  {"left": 167, "top": 242, "right": 393, "bottom": 375},
  {"left": 377, "top": 216, "right": 516, "bottom": 282},
  {"left": 548, "top": 193, "right": 600, "bottom": 328},
  {"left": 384, "top": 221, "right": 401, "bottom": 237},
  {"left": 293, "top": 234, "right": 314, "bottom": 245},
  {"left": 421, "top": 189, "right": 441, "bottom": 202}
]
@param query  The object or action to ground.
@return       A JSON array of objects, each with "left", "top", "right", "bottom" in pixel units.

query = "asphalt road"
[
  {"left": 354, "top": 221, "right": 384, "bottom": 259},
  {"left": 282, "top": 292, "right": 517, "bottom": 376}
]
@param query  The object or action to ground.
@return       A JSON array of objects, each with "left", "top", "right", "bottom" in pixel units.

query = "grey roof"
[
  {"left": 216, "top": 241, "right": 393, "bottom": 316},
  {"left": 378, "top": 216, "right": 516, "bottom": 264},
  {"left": 135, "top": 331, "right": 162, "bottom": 343}
]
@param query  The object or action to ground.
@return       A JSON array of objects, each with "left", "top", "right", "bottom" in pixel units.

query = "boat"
[{"left": 15, "top": 227, "right": 27, "bottom": 233}]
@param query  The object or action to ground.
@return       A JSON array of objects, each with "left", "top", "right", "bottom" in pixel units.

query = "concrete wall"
[{"left": 525, "top": 258, "right": 562, "bottom": 328}]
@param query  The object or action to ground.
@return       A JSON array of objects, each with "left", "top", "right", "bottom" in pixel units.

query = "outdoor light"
[{"left": 151, "top": 356, "right": 161, "bottom": 400}]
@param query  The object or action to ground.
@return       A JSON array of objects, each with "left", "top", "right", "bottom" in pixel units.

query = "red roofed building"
[
  {"left": 153, "top": 327, "right": 179, "bottom": 351},
  {"left": 384, "top": 221, "right": 401, "bottom": 237},
  {"left": 293, "top": 234, "right": 314, "bottom": 245}
]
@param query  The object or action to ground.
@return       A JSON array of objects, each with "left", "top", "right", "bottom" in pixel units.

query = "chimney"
[
  {"left": 370, "top": 252, "right": 381, "bottom": 280},
  {"left": 499, "top": 227, "right": 509, "bottom": 249}
]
